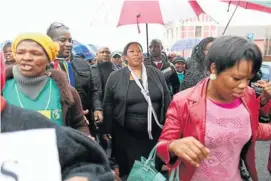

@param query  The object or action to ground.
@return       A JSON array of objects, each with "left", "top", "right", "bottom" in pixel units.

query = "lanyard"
[
  {"left": 128, "top": 65, "right": 163, "bottom": 139},
  {"left": 129, "top": 68, "right": 148, "bottom": 95}
]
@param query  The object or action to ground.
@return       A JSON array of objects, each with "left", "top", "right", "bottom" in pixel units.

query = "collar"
[
  {"left": 56, "top": 55, "right": 72, "bottom": 62},
  {"left": 154, "top": 60, "right": 162, "bottom": 65},
  {"left": 187, "top": 78, "right": 209, "bottom": 103},
  {"left": 1, "top": 96, "right": 6, "bottom": 113}
]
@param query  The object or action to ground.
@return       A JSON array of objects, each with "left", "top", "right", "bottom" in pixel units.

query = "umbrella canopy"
[
  {"left": 72, "top": 40, "right": 96, "bottom": 61},
  {"left": 87, "top": 44, "right": 98, "bottom": 54},
  {"left": 117, "top": 0, "right": 205, "bottom": 27},
  {"left": 221, "top": 0, "right": 271, "bottom": 14},
  {"left": 171, "top": 38, "right": 202, "bottom": 51},
  {"left": 219, "top": 0, "right": 271, "bottom": 35},
  {"left": 117, "top": 1, "right": 164, "bottom": 26}
]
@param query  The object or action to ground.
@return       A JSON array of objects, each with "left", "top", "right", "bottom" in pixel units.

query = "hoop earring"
[{"left": 210, "top": 74, "right": 216, "bottom": 80}]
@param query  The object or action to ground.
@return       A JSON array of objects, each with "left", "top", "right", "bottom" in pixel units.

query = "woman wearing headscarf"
[
  {"left": 3, "top": 32, "right": 90, "bottom": 135},
  {"left": 179, "top": 37, "right": 214, "bottom": 91},
  {"left": 157, "top": 36, "right": 271, "bottom": 181},
  {"left": 0, "top": 52, "right": 118, "bottom": 181},
  {"left": 103, "top": 42, "right": 171, "bottom": 179}
]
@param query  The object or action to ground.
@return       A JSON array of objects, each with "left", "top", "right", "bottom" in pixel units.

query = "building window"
[
  {"left": 183, "top": 26, "right": 194, "bottom": 38},
  {"left": 181, "top": 31, "right": 186, "bottom": 38},
  {"left": 188, "top": 32, "right": 194, "bottom": 37},
  {"left": 203, "top": 26, "right": 210, "bottom": 37},
  {"left": 195, "top": 26, "right": 202, "bottom": 37}
]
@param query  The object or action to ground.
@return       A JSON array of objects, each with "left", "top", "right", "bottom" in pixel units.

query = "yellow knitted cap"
[{"left": 12, "top": 32, "right": 59, "bottom": 62}]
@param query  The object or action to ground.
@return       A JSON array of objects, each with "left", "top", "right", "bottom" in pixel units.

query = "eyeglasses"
[{"left": 47, "top": 22, "right": 69, "bottom": 34}]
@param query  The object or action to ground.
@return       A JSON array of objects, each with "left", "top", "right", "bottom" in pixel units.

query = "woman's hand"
[
  {"left": 94, "top": 110, "right": 103, "bottom": 123},
  {"left": 169, "top": 137, "right": 209, "bottom": 167},
  {"left": 112, "top": 170, "right": 121, "bottom": 181},
  {"left": 256, "top": 80, "right": 271, "bottom": 105},
  {"left": 103, "top": 134, "right": 112, "bottom": 141}
]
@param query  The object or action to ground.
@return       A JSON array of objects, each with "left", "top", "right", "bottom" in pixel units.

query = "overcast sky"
[{"left": 1, "top": 0, "right": 271, "bottom": 50}]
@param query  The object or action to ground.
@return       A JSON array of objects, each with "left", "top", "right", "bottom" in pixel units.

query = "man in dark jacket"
[
  {"left": 91, "top": 47, "right": 117, "bottom": 112},
  {"left": 144, "top": 39, "right": 179, "bottom": 95},
  {"left": 90, "top": 46, "right": 117, "bottom": 138},
  {"left": 90, "top": 46, "right": 118, "bottom": 175},
  {"left": 46, "top": 22, "right": 102, "bottom": 124}
]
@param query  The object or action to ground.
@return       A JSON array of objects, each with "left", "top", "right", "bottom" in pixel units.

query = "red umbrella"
[
  {"left": 221, "top": 0, "right": 271, "bottom": 14},
  {"left": 220, "top": 0, "right": 271, "bottom": 35},
  {"left": 117, "top": 1, "right": 164, "bottom": 27},
  {"left": 117, "top": 0, "right": 206, "bottom": 53}
]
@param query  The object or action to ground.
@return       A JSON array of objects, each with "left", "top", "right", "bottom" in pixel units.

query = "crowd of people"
[{"left": 1, "top": 22, "right": 271, "bottom": 181}]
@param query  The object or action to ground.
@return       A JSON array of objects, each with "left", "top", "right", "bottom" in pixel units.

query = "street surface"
[{"left": 256, "top": 141, "right": 271, "bottom": 181}]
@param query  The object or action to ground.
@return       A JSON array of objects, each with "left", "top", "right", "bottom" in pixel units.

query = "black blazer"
[
  {"left": 103, "top": 65, "right": 172, "bottom": 133},
  {"left": 90, "top": 62, "right": 118, "bottom": 103}
]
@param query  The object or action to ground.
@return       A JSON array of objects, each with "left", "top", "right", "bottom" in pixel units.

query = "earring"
[{"left": 210, "top": 73, "right": 216, "bottom": 80}]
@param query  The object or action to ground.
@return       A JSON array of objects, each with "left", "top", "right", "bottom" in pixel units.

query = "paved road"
[{"left": 256, "top": 141, "right": 271, "bottom": 181}]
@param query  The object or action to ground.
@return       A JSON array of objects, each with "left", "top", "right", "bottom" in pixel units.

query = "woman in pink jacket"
[{"left": 157, "top": 36, "right": 271, "bottom": 181}]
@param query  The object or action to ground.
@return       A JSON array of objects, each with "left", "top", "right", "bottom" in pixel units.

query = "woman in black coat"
[{"left": 103, "top": 42, "right": 171, "bottom": 179}]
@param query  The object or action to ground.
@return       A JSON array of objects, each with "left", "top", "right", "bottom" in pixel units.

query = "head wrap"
[
  {"left": 0, "top": 51, "right": 5, "bottom": 90},
  {"left": 12, "top": 32, "right": 59, "bottom": 62}
]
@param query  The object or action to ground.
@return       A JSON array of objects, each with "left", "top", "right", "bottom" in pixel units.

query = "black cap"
[{"left": 172, "top": 56, "right": 186, "bottom": 64}]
